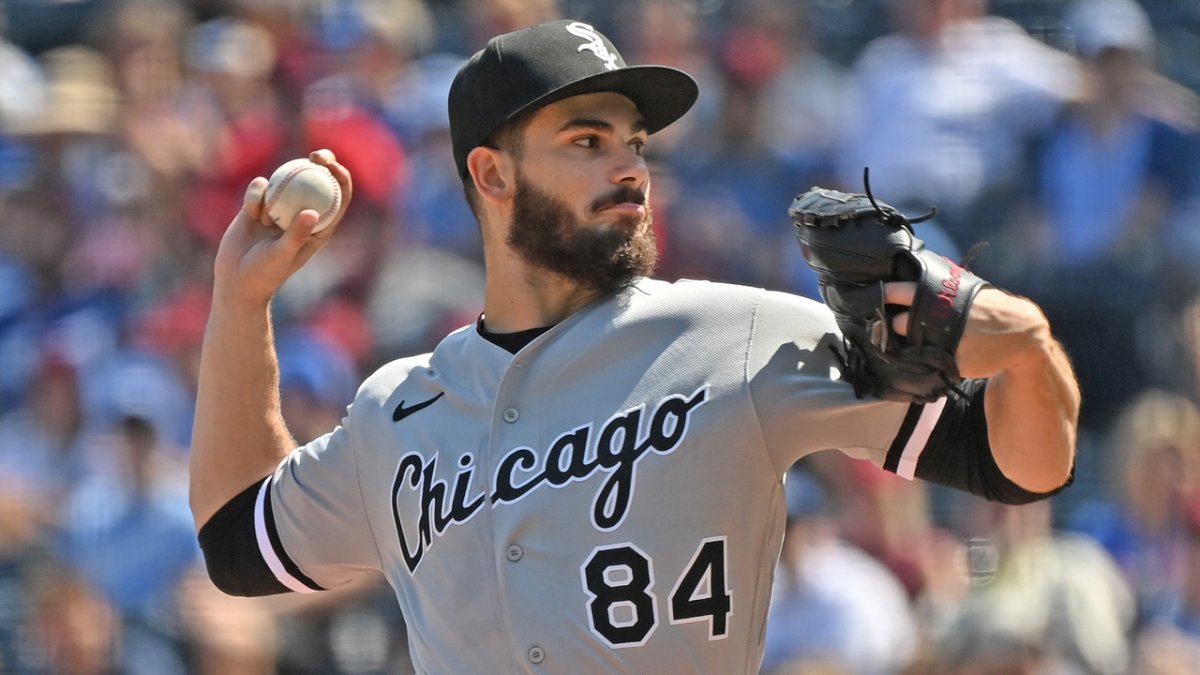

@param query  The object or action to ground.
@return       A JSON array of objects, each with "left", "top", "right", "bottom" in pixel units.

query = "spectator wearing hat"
[
  {"left": 996, "top": 0, "right": 1200, "bottom": 434},
  {"left": 665, "top": 0, "right": 846, "bottom": 294},
  {"left": 832, "top": 0, "right": 1082, "bottom": 254}
]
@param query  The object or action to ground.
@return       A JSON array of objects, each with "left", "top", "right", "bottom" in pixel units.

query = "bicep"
[{"left": 200, "top": 423, "right": 383, "bottom": 596}]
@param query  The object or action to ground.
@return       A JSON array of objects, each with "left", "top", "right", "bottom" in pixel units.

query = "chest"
[{"left": 362, "top": 326, "right": 772, "bottom": 573}]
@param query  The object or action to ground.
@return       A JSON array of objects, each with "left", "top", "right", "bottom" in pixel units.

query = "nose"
[{"left": 612, "top": 147, "right": 649, "bottom": 188}]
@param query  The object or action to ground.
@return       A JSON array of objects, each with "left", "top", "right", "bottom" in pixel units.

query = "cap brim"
[{"left": 503, "top": 65, "right": 699, "bottom": 135}]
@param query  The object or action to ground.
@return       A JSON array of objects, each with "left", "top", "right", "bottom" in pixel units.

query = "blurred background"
[{"left": 1, "top": 0, "right": 1199, "bottom": 672}]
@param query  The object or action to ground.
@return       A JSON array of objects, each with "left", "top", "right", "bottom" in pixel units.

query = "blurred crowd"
[{"left": 2, "top": 0, "right": 1200, "bottom": 672}]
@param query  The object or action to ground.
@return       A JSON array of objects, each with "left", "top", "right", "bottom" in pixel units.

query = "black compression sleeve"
[
  {"left": 197, "top": 479, "right": 292, "bottom": 596},
  {"left": 912, "top": 379, "right": 1074, "bottom": 504}
]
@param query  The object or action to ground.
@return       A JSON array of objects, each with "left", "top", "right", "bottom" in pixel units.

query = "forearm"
[
  {"left": 187, "top": 150, "right": 353, "bottom": 531},
  {"left": 981, "top": 316, "right": 1080, "bottom": 494},
  {"left": 189, "top": 294, "right": 295, "bottom": 530}
]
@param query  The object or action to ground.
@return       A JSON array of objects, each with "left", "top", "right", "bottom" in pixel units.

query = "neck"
[{"left": 481, "top": 247, "right": 608, "bottom": 333}]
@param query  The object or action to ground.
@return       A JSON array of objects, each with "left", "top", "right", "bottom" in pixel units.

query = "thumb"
[{"left": 274, "top": 209, "right": 322, "bottom": 253}]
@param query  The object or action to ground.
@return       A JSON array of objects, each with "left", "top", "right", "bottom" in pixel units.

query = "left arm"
[{"left": 891, "top": 284, "right": 1080, "bottom": 493}]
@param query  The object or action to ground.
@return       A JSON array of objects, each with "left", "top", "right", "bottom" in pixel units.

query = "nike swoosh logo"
[{"left": 393, "top": 392, "right": 444, "bottom": 422}]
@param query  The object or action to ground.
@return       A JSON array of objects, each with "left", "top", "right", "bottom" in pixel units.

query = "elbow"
[
  {"left": 1007, "top": 452, "right": 1076, "bottom": 495},
  {"left": 1011, "top": 407, "right": 1079, "bottom": 495},
  {"left": 992, "top": 459, "right": 1076, "bottom": 505}
]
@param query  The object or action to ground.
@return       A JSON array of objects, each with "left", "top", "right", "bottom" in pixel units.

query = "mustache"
[{"left": 590, "top": 187, "right": 646, "bottom": 213}]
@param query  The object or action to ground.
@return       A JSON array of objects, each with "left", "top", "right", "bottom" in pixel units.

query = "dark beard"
[{"left": 506, "top": 179, "right": 657, "bottom": 295}]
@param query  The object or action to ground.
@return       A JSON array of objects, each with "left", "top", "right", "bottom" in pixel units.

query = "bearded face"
[{"left": 506, "top": 168, "right": 657, "bottom": 294}]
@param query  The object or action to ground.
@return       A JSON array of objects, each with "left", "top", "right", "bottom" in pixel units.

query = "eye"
[
  {"left": 573, "top": 135, "right": 599, "bottom": 149},
  {"left": 629, "top": 138, "right": 647, "bottom": 156}
]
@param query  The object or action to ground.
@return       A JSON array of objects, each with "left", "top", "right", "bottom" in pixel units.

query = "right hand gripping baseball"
[
  {"left": 214, "top": 149, "right": 353, "bottom": 305},
  {"left": 788, "top": 181, "right": 988, "bottom": 403}
]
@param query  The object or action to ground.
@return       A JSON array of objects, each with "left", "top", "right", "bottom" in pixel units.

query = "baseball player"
[{"left": 189, "top": 20, "right": 1079, "bottom": 674}]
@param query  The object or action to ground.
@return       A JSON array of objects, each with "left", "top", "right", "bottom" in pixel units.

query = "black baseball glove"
[{"left": 788, "top": 174, "right": 989, "bottom": 403}]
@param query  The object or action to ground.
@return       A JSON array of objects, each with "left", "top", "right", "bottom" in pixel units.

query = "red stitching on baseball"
[
  {"left": 266, "top": 164, "right": 340, "bottom": 227},
  {"left": 318, "top": 170, "right": 341, "bottom": 225}
]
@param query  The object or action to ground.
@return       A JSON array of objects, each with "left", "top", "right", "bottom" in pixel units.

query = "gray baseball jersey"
[{"left": 253, "top": 278, "right": 944, "bottom": 673}]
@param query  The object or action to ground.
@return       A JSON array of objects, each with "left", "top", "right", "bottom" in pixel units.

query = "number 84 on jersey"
[{"left": 581, "top": 536, "right": 731, "bottom": 649}]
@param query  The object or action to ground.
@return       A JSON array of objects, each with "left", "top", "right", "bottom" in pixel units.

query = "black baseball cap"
[{"left": 448, "top": 19, "right": 699, "bottom": 178}]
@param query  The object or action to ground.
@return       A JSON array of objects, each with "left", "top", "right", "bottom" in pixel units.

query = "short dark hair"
[{"left": 461, "top": 110, "right": 535, "bottom": 218}]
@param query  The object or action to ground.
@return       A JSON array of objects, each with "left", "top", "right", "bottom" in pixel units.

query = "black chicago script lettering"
[{"left": 391, "top": 385, "right": 710, "bottom": 573}]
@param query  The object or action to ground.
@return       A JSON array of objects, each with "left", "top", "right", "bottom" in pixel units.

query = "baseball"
[{"left": 263, "top": 158, "right": 342, "bottom": 233}]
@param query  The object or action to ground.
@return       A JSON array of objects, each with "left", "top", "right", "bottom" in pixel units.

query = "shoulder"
[
  {"left": 621, "top": 278, "right": 761, "bottom": 322},
  {"left": 632, "top": 278, "right": 829, "bottom": 321},
  {"left": 629, "top": 278, "right": 837, "bottom": 346},
  {"left": 355, "top": 331, "right": 475, "bottom": 407},
  {"left": 360, "top": 353, "right": 433, "bottom": 395},
  {"left": 633, "top": 277, "right": 764, "bottom": 305},
  {"left": 344, "top": 353, "right": 430, "bottom": 422},
  {"left": 354, "top": 322, "right": 487, "bottom": 406},
  {"left": 635, "top": 277, "right": 821, "bottom": 308}
]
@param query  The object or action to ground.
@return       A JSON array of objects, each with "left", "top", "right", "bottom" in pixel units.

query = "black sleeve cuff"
[
  {"left": 197, "top": 478, "right": 292, "bottom": 597},
  {"left": 912, "top": 379, "right": 1074, "bottom": 505}
]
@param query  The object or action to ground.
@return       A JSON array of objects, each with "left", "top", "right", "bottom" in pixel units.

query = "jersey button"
[
  {"left": 505, "top": 545, "right": 523, "bottom": 562},
  {"left": 527, "top": 646, "right": 545, "bottom": 664},
  {"left": 503, "top": 408, "right": 520, "bottom": 423}
]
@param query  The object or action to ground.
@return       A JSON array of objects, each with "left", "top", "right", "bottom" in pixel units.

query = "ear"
[{"left": 466, "top": 147, "right": 515, "bottom": 205}]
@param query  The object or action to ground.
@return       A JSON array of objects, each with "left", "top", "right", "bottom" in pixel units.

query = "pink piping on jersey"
[
  {"left": 894, "top": 397, "right": 948, "bottom": 480},
  {"left": 255, "top": 479, "right": 318, "bottom": 593}
]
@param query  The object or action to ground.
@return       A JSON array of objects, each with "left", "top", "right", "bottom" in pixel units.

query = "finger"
[
  {"left": 883, "top": 282, "right": 916, "bottom": 336},
  {"left": 310, "top": 148, "right": 347, "bottom": 187},
  {"left": 309, "top": 148, "right": 353, "bottom": 220},
  {"left": 243, "top": 177, "right": 269, "bottom": 223},
  {"left": 883, "top": 281, "right": 917, "bottom": 307}
]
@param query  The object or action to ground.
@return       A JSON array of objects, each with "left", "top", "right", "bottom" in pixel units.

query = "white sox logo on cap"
[
  {"left": 565, "top": 21, "right": 618, "bottom": 71},
  {"left": 448, "top": 19, "right": 698, "bottom": 177}
]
